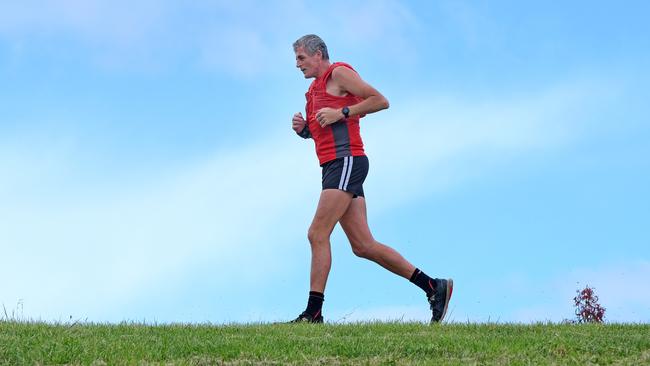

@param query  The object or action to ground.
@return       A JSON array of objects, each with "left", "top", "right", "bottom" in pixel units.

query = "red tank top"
[{"left": 305, "top": 62, "right": 366, "bottom": 165}]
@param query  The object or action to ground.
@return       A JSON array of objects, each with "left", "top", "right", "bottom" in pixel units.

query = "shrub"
[{"left": 574, "top": 285, "right": 606, "bottom": 323}]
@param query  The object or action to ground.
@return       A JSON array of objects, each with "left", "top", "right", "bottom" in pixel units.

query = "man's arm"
[
  {"left": 315, "top": 66, "right": 389, "bottom": 127},
  {"left": 332, "top": 66, "right": 389, "bottom": 117},
  {"left": 292, "top": 112, "right": 311, "bottom": 138}
]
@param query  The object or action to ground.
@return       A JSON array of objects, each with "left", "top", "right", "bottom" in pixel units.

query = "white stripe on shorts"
[
  {"left": 343, "top": 156, "right": 354, "bottom": 190},
  {"left": 338, "top": 156, "right": 349, "bottom": 190}
]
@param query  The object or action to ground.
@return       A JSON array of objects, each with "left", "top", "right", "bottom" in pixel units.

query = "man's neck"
[{"left": 315, "top": 61, "right": 331, "bottom": 79}]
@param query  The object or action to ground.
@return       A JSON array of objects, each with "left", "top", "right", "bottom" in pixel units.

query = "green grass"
[{"left": 1, "top": 321, "right": 649, "bottom": 365}]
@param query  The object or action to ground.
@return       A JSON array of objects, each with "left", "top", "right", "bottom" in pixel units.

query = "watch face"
[{"left": 343, "top": 107, "right": 350, "bottom": 117}]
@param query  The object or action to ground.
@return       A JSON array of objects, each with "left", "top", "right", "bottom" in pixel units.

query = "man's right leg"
[
  {"left": 339, "top": 197, "right": 453, "bottom": 323},
  {"left": 339, "top": 197, "right": 415, "bottom": 278},
  {"left": 292, "top": 188, "right": 353, "bottom": 323}
]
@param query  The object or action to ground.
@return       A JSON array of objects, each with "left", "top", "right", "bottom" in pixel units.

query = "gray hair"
[{"left": 293, "top": 34, "right": 329, "bottom": 60}]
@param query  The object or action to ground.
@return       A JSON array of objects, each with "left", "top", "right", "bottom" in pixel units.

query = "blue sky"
[{"left": 1, "top": 0, "right": 649, "bottom": 324}]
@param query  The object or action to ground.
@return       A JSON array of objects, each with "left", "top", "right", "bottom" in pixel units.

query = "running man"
[{"left": 290, "top": 34, "right": 452, "bottom": 323}]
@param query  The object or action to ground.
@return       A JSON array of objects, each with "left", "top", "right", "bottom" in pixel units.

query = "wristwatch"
[{"left": 341, "top": 106, "right": 350, "bottom": 119}]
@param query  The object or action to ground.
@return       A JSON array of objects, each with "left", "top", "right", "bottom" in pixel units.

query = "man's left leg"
[{"left": 292, "top": 189, "right": 353, "bottom": 323}]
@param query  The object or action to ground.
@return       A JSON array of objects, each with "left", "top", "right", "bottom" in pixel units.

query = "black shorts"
[{"left": 321, "top": 155, "right": 369, "bottom": 198}]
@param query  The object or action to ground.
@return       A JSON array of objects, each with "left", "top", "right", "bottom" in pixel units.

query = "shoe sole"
[{"left": 440, "top": 278, "right": 454, "bottom": 322}]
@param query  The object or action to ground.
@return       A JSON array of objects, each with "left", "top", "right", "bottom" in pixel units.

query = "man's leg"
[
  {"left": 339, "top": 197, "right": 415, "bottom": 278},
  {"left": 308, "top": 189, "right": 354, "bottom": 292},
  {"left": 291, "top": 189, "right": 353, "bottom": 323},
  {"left": 339, "top": 197, "right": 453, "bottom": 323}
]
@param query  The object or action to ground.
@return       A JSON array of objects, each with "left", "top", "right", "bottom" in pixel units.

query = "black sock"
[
  {"left": 409, "top": 268, "right": 436, "bottom": 297},
  {"left": 304, "top": 291, "right": 324, "bottom": 318}
]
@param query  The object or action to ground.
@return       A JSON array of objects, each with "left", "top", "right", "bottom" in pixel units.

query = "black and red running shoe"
[
  {"left": 429, "top": 278, "right": 453, "bottom": 323},
  {"left": 290, "top": 311, "right": 323, "bottom": 324}
]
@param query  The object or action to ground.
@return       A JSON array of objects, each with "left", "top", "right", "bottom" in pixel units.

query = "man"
[{"left": 290, "top": 34, "right": 452, "bottom": 323}]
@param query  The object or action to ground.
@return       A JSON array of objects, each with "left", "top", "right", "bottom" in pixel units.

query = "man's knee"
[
  {"left": 308, "top": 226, "right": 329, "bottom": 246},
  {"left": 351, "top": 241, "right": 375, "bottom": 259}
]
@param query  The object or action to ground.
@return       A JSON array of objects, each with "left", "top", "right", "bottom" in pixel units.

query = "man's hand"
[
  {"left": 316, "top": 107, "right": 344, "bottom": 127},
  {"left": 292, "top": 112, "right": 307, "bottom": 133},
  {"left": 292, "top": 112, "right": 311, "bottom": 138}
]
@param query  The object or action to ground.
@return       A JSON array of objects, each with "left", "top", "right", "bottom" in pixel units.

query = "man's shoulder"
[
  {"left": 330, "top": 62, "right": 357, "bottom": 79},
  {"left": 331, "top": 62, "right": 355, "bottom": 71}
]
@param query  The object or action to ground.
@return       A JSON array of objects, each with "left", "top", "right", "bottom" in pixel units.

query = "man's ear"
[{"left": 316, "top": 50, "right": 323, "bottom": 60}]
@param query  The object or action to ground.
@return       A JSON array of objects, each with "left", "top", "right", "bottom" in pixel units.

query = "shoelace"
[
  {"left": 428, "top": 293, "right": 436, "bottom": 308},
  {"left": 428, "top": 294, "right": 443, "bottom": 319}
]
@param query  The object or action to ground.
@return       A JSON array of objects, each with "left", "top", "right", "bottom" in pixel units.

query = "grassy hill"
[{"left": 1, "top": 321, "right": 649, "bottom": 365}]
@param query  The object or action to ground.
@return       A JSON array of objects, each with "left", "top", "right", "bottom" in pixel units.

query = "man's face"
[{"left": 295, "top": 46, "right": 321, "bottom": 79}]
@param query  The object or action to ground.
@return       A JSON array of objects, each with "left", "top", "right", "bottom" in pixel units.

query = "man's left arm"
[{"left": 315, "top": 67, "right": 389, "bottom": 127}]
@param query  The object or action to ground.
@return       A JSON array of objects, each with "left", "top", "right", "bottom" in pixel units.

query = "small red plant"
[{"left": 574, "top": 285, "right": 606, "bottom": 323}]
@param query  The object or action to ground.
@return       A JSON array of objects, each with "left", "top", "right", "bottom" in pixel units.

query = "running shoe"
[
  {"left": 429, "top": 278, "right": 453, "bottom": 323},
  {"left": 290, "top": 311, "right": 323, "bottom": 324}
]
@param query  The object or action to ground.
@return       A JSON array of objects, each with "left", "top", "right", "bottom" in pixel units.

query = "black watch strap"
[{"left": 342, "top": 106, "right": 350, "bottom": 118}]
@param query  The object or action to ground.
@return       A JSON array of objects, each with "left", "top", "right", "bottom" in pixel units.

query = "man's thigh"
[
  {"left": 310, "top": 189, "right": 354, "bottom": 235},
  {"left": 339, "top": 197, "right": 374, "bottom": 245}
]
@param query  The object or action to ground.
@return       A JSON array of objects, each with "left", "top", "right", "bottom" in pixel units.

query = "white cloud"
[
  {"left": 0, "top": 131, "right": 319, "bottom": 320},
  {"left": 362, "top": 79, "right": 613, "bottom": 211},
  {"left": 437, "top": 0, "right": 502, "bottom": 50},
  {"left": 199, "top": 27, "right": 270, "bottom": 78},
  {"left": 0, "top": 0, "right": 175, "bottom": 70},
  {"left": 0, "top": 0, "right": 169, "bottom": 44},
  {"left": 0, "top": 77, "right": 618, "bottom": 322},
  {"left": 335, "top": 0, "right": 420, "bottom": 45},
  {"left": 0, "top": 0, "right": 420, "bottom": 75},
  {"left": 195, "top": 0, "right": 421, "bottom": 78}
]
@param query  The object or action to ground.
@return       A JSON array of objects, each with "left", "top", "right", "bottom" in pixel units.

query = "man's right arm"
[{"left": 292, "top": 112, "right": 311, "bottom": 139}]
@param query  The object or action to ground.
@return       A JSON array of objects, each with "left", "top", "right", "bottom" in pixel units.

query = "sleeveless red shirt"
[{"left": 305, "top": 62, "right": 366, "bottom": 165}]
